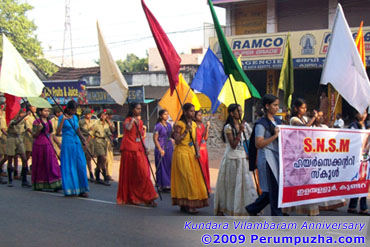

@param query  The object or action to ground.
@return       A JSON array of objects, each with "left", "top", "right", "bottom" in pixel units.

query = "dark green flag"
[
  {"left": 278, "top": 35, "right": 294, "bottom": 110},
  {"left": 208, "top": 0, "right": 261, "bottom": 99}
]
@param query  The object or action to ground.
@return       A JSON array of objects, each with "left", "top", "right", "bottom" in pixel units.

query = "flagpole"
[
  {"left": 174, "top": 87, "right": 209, "bottom": 197},
  {"left": 227, "top": 74, "right": 261, "bottom": 195},
  {"left": 44, "top": 87, "right": 99, "bottom": 168}
]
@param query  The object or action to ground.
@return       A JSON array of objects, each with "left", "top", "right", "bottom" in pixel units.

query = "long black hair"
[
  {"left": 261, "top": 94, "right": 278, "bottom": 116},
  {"left": 126, "top": 102, "right": 141, "bottom": 118},
  {"left": 221, "top": 104, "right": 239, "bottom": 143},
  {"left": 36, "top": 108, "right": 52, "bottom": 134},
  {"left": 64, "top": 100, "right": 77, "bottom": 115},
  {"left": 260, "top": 94, "right": 279, "bottom": 136},
  {"left": 156, "top": 109, "right": 168, "bottom": 124},
  {"left": 179, "top": 103, "right": 194, "bottom": 124},
  {"left": 291, "top": 98, "right": 306, "bottom": 117}
]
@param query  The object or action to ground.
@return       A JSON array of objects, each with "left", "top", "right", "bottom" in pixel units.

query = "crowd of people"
[{"left": 0, "top": 95, "right": 367, "bottom": 216}]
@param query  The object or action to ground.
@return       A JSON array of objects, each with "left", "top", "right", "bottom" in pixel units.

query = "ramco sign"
[{"left": 232, "top": 35, "right": 285, "bottom": 57}]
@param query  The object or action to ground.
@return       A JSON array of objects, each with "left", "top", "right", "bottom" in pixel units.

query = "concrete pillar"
[
  {"left": 266, "top": 0, "right": 277, "bottom": 33},
  {"left": 328, "top": 0, "right": 338, "bottom": 29},
  {"left": 225, "top": 3, "right": 233, "bottom": 36}
]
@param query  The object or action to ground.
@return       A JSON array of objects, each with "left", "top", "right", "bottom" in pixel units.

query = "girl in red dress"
[
  {"left": 194, "top": 111, "right": 211, "bottom": 193},
  {"left": 116, "top": 103, "right": 158, "bottom": 207}
]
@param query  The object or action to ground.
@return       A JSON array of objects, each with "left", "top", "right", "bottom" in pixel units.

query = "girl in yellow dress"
[{"left": 171, "top": 103, "right": 208, "bottom": 214}]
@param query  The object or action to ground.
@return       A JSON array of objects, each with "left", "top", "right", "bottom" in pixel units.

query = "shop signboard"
[
  {"left": 87, "top": 86, "right": 145, "bottom": 104},
  {"left": 43, "top": 80, "right": 87, "bottom": 105},
  {"left": 210, "top": 26, "right": 370, "bottom": 69}
]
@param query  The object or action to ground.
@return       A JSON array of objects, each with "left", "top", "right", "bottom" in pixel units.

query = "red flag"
[
  {"left": 5, "top": 93, "right": 21, "bottom": 126},
  {"left": 141, "top": 0, "right": 181, "bottom": 95}
]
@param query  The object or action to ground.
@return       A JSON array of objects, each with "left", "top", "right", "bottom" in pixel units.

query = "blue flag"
[{"left": 191, "top": 48, "right": 227, "bottom": 113}]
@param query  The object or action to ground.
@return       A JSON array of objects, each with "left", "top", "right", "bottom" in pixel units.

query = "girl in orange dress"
[{"left": 116, "top": 103, "right": 158, "bottom": 206}]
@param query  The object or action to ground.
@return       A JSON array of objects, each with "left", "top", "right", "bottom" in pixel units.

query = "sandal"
[
  {"left": 188, "top": 208, "right": 199, "bottom": 214},
  {"left": 145, "top": 201, "right": 157, "bottom": 208},
  {"left": 359, "top": 210, "right": 370, "bottom": 216},
  {"left": 78, "top": 192, "right": 89, "bottom": 198},
  {"left": 347, "top": 208, "right": 358, "bottom": 214},
  {"left": 180, "top": 206, "right": 188, "bottom": 213}
]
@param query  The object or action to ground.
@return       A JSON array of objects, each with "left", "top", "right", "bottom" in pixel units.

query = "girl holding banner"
[
  {"left": 289, "top": 98, "right": 320, "bottom": 216},
  {"left": 245, "top": 95, "right": 282, "bottom": 216},
  {"left": 347, "top": 111, "right": 370, "bottom": 215},
  {"left": 171, "top": 103, "right": 208, "bottom": 214},
  {"left": 215, "top": 104, "right": 257, "bottom": 216}
]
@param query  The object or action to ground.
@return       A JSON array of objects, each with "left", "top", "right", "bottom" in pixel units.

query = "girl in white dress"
[{"left": 214, "top": 104, "right": 257, "bottom": 216}]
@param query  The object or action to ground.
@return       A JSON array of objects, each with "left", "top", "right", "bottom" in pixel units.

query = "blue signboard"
[{"left": 43, "top": 80, "right": 87, "bottom": 105}]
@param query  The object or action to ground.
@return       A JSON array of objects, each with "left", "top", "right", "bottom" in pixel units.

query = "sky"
[{"left": 24, "top": 0, "right": 225, "bottom": 65}]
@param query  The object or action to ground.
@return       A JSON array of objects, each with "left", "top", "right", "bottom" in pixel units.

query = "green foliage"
[
  {"left": 0, "top": 0, "right": 58, "bottom": 76},
  {"left": 116, "top": 53, "right": 148, "bottom": 73}
]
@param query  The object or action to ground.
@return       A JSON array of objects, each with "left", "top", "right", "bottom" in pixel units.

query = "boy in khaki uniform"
[
  {"left": 0, "top": 106, "right": 7, "bottom": 184},
  {"left": 90, "top": 110, "right": 111, "bottom": 186},
  {"left": 105, "top": 109, "right": 115, "bottom": 181},
  {"left": 6, "top": 109, "right": 31, "bottom": 187},
  {"left": 79, "top": 108, "right": 95, "bottom": 181},
  {"left": 50, "top": 106, "right": 63, "bottom": 156},
  {"left": 23, "top": 106, "right": 36, "bottom": 173}
]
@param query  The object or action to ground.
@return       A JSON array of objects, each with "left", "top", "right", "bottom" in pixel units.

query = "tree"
[
  {"left": 0, "top": 0, "right": 58, "bottom": 76},
  {"left": 116, "top": 53, "right": 148, "bottom": 73}
]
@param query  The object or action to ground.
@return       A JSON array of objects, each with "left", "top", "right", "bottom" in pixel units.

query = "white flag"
[
  {"left": 0, "top": 34, "right": 44, "bottom": 97},
  {"left": 97, "top": 21, "right": 128, "bottom": 105},
  {"left": 320, "top": 4, "right": 370, "bottom": 114}
]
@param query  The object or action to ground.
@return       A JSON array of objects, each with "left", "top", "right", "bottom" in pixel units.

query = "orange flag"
[
  {"left": 158, "top": 73, "right": 200, "bottom": 122},
  {"left": 355, "top": 21, "right": 366, "bottom": 68}
]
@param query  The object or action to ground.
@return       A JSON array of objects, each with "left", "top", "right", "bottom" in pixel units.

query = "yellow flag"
[
  {"left": 159, "top": 73, "right": 200, "bottom": 121},
  {"left": 218, "top": 74, "right": 251, "bottom": 118}
]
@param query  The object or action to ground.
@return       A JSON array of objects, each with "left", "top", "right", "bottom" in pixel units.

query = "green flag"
[
  {"left": 278, "top": 35, "right": 294, "bottom": 110},
  {"left": 208, "top": 0, "right": 260, "bottom": 99},
  {"left": 27, "top": 97, "right": 52, "bottom": 108}
]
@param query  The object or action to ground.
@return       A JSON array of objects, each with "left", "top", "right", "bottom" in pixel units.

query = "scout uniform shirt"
[
  {"left": 105, "top": 120, "right": 115, "bottom": 176},
  {"left": 0, "top": 114, "right": 7, "bottom": 155},
  {"left": 79, "top": 118, "right": 94, "bottom": 155},
  {"left": 24, "top": 115, "right": 36, "bottom": 152},
  {"left": 51, "top": 115, "right": 62, "bottom": 155},
  {"left": 6, "top": 118, "right": 26, "bottom": 156},
  {"left": 90, "top": 120, "right": 112, "bottom": 156}
]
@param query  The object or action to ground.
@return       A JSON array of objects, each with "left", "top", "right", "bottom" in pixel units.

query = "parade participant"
[
  {"left": 312, "top": 111, "right": 346, "bottom": 211},
  {"left": 6, "top": 108, "right": 31, "bottom": 187},
  {"left": 153, "top": 109, "right": 173, "bottom": 192},
  {"left": 57, "top": 100, "right": 89, "bottom": 197},
  {"left": 105, "top": 109, "right": 115, "bottom": 181},
  {"left": 51, "top": 106, "right": 63, "bottom": 156},
  {"left": 194, "top": 110, "right": 211, "bottom": 193},
  {"left": 246, "top": 95, "right": 282, "bottom": 216},
  {"left": 319, "top": 91, "right": 329, "bottom": 124},
  {"left": 347, "top": 111, "right": 370, "bottom": 215},
  {"left": 171, "top": 103, "right": 208, "bottom": 214},
  {"left": 333, "top": 113, "right": 345, "bottom": 128},
  {"left": 90, "top": 110, "right": 111, "bottom": 186},
  {"left": 290, "top": 98, "right": 320, "bottom": 216},
  {"left": 24, "top": 105, "right": 36, "bottom": 172},
  {"left": 79, "top": 108, "right": 95, "bottom": 182},
  {"left": 117, "top": 103, "right": 157, "bottom": 207},
  {"left": 0, "top": 105, "right": 7, "bottom": 184},
  {"left": 31, "top": 108, "right": 62, "bottom": 191},
  {"left": 215, "top": 104, "right": 257, "bottom": 216}
]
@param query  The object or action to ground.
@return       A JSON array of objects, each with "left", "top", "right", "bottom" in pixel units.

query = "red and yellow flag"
[{"left": 355, "top": 21, "right": 366, "bottom": 68}]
